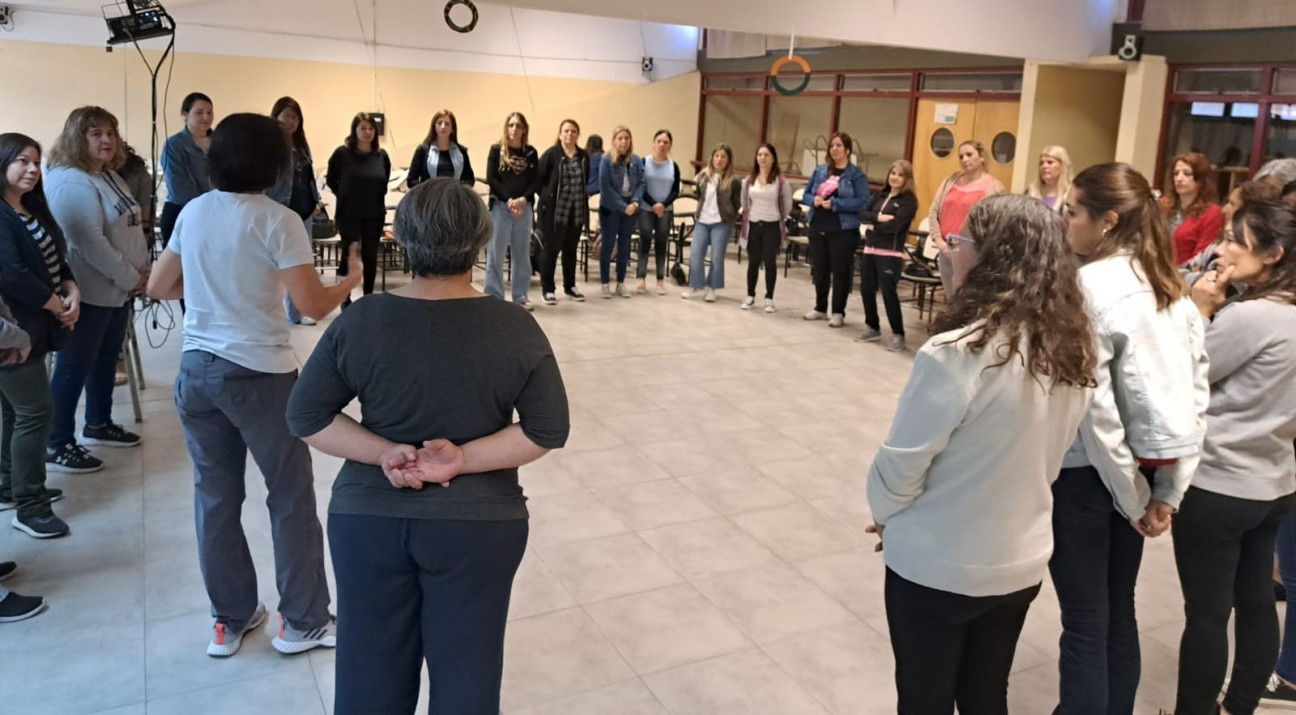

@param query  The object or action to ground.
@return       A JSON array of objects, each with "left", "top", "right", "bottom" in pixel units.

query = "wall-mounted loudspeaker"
[
  {"left": 1111, "top": 22, "right": 1143, "bottom": 62},
  {"left": 641, "top": 56, "right": 654, "bottom": 73},
  {"left": 369, "top": 113, "right": 386, "bottom": 137}
]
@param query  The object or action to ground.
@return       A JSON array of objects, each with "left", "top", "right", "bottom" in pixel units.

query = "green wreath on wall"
[{"left": 771, "top": 55, "right": 812, "bottom": 96}]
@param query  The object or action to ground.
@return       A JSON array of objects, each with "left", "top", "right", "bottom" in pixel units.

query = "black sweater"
[
  {"left": 485, "top": 144, "right": 541, "bottom": 208},
  {"left": 861, "top": 190, "right": 918, "bottom": 253},
  {"left": 406, "top": 142, "right": 475, "bottom": 188},
  {"left": 325, "top": 146, "right": 391, "bottom": 221},
  {"left": 0, "top": 203, "right": 76, "bottom": 363},
  {"left": 536, "top": 144, "right": 590, "bottom": 236}
]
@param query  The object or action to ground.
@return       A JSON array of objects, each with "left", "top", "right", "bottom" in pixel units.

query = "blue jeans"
[
  {"left": 599, "top": 207, "right": 635, "bottom": 285},
  {"left": 1048, "top": 465, "right": 1146, "bottom": 715},
  {"left": 48, "top": 302, "right": 130, "bottom": 451},
  {"left": 286, "top": 215, "right": 313, "bottom": 323},
  {"left": 484, "top": 202, "right": 533, "bottom": 303},
  {"left": 1278, "top": 510, "right": 1296, "bottom": 681},
  {"left": 689, "top": 222, "right": 731, "bottom": 291}
]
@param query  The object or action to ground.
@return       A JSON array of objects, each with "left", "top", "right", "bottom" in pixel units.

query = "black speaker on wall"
[
  {"left": 1112, "top": 22, "right": 1144, "bottom": 61},
  {"left": 369, "top": 112, "right": 386, "bottom": 137}
]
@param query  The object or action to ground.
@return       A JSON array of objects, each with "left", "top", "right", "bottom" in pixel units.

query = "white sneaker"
[
  {"left": 741, "top": 296, "right": 755, "bottom": 310},
  {"left": 704, "top": 287, "right": 716, "bottom": 303},
  {"left": 601, "top": 284, "right": 612, "bottom": 299},
  {"left": 208, "top": 602, "right": 267, "bottom": 658},
  {"left": 803, "top": 310, "right": 827, "bottom": 321},
  {"left": 764, "top": 299, "right": 776, "bottom": 313},
  {"left": 682, "top": 290, "right": 699, "bottom": 300},
  {"left": 272, "top": 613, "right": 338, "bottom": 655},
  {"left": 828, "top": 313, "right": 845, "bottom": 328},
  {"left": 616, "top": 283, "right": 632, "bottom": 298}
]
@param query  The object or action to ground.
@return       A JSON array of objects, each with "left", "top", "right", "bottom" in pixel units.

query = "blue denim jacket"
[
  {"left": 598, "top": 154, "right": 645, "bottom": 213},
  {"left": 800, "top": 163, "right": 870, "bottom": 231},
  {"left": 161, "top": 129, "right": 211, "bottom": 207}
]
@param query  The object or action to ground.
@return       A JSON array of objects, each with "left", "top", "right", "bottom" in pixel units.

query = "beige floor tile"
[
  {"left": 145, "top": 669, "right": 327, "bottom": 715},
  {"left": 555, "top": 447, "right": 673, "bottom": 489},
  {"left": 585, "top": 584, "right": 752, "bottom": 674},
  {"left": 693, "top": 564, "right": 858, "bottom": 645},
  {"left": 525, "top": 679, "right": 669, "bottom": 714},
  {"left": 0, "top": 622, "right": 145, "bottom": 714},
  {"left": 594, "top": 478, "right": 718, "bottom": 531},
  {"left": 525, "top": 489, "right": 629, "bottom": 547},
  {"left": 639, "top": 517, "right": 782, "bottom": 581},
  {"left": 509, "top": 550, "right": 577, "bottom": 621},
  {"left": 143, "top": 610, "right": 311, "bottom": 700},
  {"left": 539, "top": 532, "right": 683, "bottom": 604},
  {"left": 762, "top": 621, "right": 898, "bottom": 715},
  {"left": 632, "top": 438, "right": 751, "bottom": 478},
  {"left": 500, "top": 607, "right": 635, "bottom": 711},
  {"left": 677, "top": 466, "right": 801, "bottom": 515},
  {"left": 796, "top": 548, "right": 888, "bottom": 621},
  {"left": 731, "top": 502, "right": 865, "bottom": 562},
  {"left": 644, "top": 648, "right": 829, "bottom": 715}
]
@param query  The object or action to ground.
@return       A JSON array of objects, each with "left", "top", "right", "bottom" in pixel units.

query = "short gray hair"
[
  {"left": 394, "top": 179, "right": 492, "bottom": 277},
  {"left": 1256, "top": 158, "right": 1296, "bottom": 186}
]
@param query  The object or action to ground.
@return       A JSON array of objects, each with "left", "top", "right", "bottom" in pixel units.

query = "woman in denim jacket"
[
  {"left": 1052, "top": 162, "right": 1209, "bottom": 715},
  {"left": 597, "top": 126, "right": 644, "bottom": 299},
  {"left": 800, "top": 132, "right": 870, "bottom": 328}
]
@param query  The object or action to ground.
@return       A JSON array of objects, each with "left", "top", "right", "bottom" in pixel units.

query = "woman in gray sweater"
[
  {"left": 43, "top": 107, "right": 150, "bottom": 475},
  {"left": 1173, "top": 201, "right": 1296, "bottom": 715},
  {"left": 867, "top": 195, "right": 1095, "bottom": 714}
]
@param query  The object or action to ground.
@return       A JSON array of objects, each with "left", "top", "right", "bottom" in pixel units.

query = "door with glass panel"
[{"left": 910, "top": 98, "right": 1019, "bottom": 229}]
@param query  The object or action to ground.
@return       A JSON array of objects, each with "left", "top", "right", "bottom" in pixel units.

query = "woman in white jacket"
[
  {"left": 1052, "top": 162, "right": 1210, "bottom": 715},
  {"left": 867, "top": 195, "right": 1096, "bottom": 714}
]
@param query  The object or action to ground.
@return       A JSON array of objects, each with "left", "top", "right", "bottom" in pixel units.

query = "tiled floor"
[{"left": 0, "top": 257, "right": 1279, "bottom": 714}]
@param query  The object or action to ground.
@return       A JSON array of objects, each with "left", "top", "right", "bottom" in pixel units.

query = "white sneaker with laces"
[
  {"left": 741, "top": 296, "right": 755, "bottom": 310},
  {"left": 272, "top": 613, "right": 337, "bottom": 655},
  {"left": 704, "top": 287, "right": 716, "bottom": 303},
  {"left": 208, "top": 602, "right": 267, "bottom": 658},
  {"left": 764, "top": 299, "right": 776, "bottom": 313},
  {"left": 804, "top": 310, "right": 827, "bottom": 321}
]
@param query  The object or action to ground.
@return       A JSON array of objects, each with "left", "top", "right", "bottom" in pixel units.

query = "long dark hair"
[
  {"left": 749, "top": 142, "right": 782, "bottom": 184},
  {"left": 933, "top": 194, "right": 1096, "bottom": 388},
  {"left": 270, "top": 96, "right": 311, "bottom": 159},
  {"left": 344, "top": 112, "right": 378, "bottom": 151},
  {"left": 1072, "top": 162, "right": 1187, "bottom": 310},
  {"left": 0, "top": 133, "right": 64, "bottom": 242},
  {"left": 1228, "top": 201, "right": 1296, "bottom": 306},
  {"left": 422, "top": 109, "right": 458, "bottom": 147},
  {"left": 584, "top": 134, "right": 603, "bottom": 155},
  {"left": 1163, "top": 151, "right": 1218, "bottom": 219}
]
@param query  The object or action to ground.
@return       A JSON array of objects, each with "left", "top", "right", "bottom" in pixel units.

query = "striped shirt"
[{"left": 20, "top": 213, "right": 61, "bottom": 286}]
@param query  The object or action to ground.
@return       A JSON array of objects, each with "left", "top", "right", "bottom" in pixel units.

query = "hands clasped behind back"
[{"left": 382, "top": 439, "right": 466, "bottom": 490}]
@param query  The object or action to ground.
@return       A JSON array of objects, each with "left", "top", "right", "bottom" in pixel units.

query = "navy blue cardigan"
[{"left": 0, "top": 203, "right": 76, "bottom": 363}]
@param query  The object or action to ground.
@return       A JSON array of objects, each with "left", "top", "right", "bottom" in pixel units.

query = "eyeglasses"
[{"left": 947, "top": 233, "right": 977, "bottom": 251}]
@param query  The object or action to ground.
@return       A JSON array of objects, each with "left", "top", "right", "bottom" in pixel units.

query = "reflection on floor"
[{"left": 0, "top": 259, "right": 1270, "bottom": 714}]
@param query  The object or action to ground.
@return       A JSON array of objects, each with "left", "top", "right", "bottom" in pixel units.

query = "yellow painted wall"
[
  {"left": 0, "top": 40, "right": 701, "bottom": 178},
  {"left": 1017, "top": 64, "right": 1125, "bottom": 190}
]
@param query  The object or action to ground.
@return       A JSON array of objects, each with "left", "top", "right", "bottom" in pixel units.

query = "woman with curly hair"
[
  {"left": 1162, "top": 151, "right": 1223, "bottom": 266},
  {"left": 866, "top": 194, "right": 1096, "bottom": 714}
]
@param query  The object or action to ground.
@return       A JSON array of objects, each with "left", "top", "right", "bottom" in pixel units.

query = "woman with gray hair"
[{"left": 286, "top": 177, "right": 570, "bottom": 715}]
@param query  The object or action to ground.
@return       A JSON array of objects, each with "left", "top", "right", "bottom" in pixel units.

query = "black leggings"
[
  {"left": 745, "top": 221, "right": 780, "bottom": 299},
  {"left": 1173, "top": 486, "right": 1295, "bottom": 715},
  {"left": 541, "top": 222, "right": 582, "bottom": 293},
  {"left": 809, "top": 229, "right": 859, "bottom": 315},
  {"left": 861, "top": 253, "right": 904, "bottom": 336},
  {"left": 337, "top": 218, "right": 384, "bottom": 296},
  {"left": 160, "top": 202, "right": 185, "bottom": 311},
  {"left": 885, "top": 568, "right": 1039, "bottom": 714}
]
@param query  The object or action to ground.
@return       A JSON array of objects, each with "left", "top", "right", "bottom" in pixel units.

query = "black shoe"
[
  {"left": 0, "top": 561, "right": 15, "bottom": 581},
  {"left": 82, "top": 423, "right": 141, "bottom": 449},
  {"left": 12, "top": 512, "right": 69, "bottom": 539},
  {"left": 0, "top": 591, "right": 45, "bottom": 622},
  {"left": 543, "top": 292, "right": 558, "bottom": 306},
  {"left": 45, "top": 444, "right": 103, "bottom": 473},
  {"left": 1263, "top": 673, "right": 1296, "bottom": 705},
  {"left": 564, "top": 287, "right": 586, "bottom": 302},
  {"left": 1277, "top": 581, "right": 1288, "bottom": 602}
]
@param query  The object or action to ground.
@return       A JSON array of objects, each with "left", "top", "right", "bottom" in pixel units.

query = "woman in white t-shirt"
[{"left": 739, "top": 143, "right": 792, "bottom": 313}]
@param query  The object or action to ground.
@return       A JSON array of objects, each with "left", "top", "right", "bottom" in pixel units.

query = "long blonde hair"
[
  {"left": 1026, "top": 145, "right": 1073, "bottom": 206},
  {"left": 496, "top": 112, "right": 530, "bottom": 172},
  {"left": 697, "top": 143, "right": 735, "bottom": 195},
  {"left": 47, "top": 106, "right": 126, "bottom": 172},
  {"left": 608, "top": 126, "right": 634, "bottom": 165}
]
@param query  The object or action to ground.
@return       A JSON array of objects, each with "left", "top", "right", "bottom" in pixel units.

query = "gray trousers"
[
  {"left": 175, "top": 350, "right": 330, "bottom": 632},
  {"left": 0, "top": 359, "right": 55, "bottom": 519}
]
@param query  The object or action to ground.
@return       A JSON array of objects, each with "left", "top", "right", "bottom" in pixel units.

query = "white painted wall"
[{"left": 2, "top": 1, "right": 698, "bottom": 83}]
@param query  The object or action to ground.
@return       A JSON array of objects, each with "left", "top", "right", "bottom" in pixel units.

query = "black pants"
[
  {"left": 745, "top": 221, "right": 781, "bottom": 299},
  {"left": 337, "top": 217, "right": 384, "bottom": 297},
  {"left": 1049, "top": 465, "right": 1147, "bottom": 715},
  {"left": 636, "top": 210, "right": 671, "bottom": 280},
  {"left": 809, "top": 228, "right": 859, "bottom": 315},
  {"left": 541, "top": 221, "right": 582, "bottom": 293},
  {"left": 885, "top": 568, "right": 1039, "bottom": 715},
  {"left": 160, "top": 202, "right": 185, "bottom": 312},
  {"left": 861, "top": 253, "right": 905, "bottom": 336},
  {"left": 328, "top": 514, "right": 528, "bottom": 715},
  {"left": 1173, "top": 486, "right": 1295, "bottom": 715}
]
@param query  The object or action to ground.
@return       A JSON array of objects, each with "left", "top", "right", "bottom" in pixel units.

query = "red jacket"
[{"left": 1171, "top": 203, "right": 1223, "bottom": 266}]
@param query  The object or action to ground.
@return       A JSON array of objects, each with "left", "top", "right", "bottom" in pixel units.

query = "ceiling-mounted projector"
[{"left": 104, "top": 0, "right": 174, "bottom": 45}]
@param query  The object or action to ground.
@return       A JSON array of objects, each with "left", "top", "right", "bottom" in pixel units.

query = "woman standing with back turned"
[
  {"left": 485, "top": 112, "right": 540, "bottom": 310},
  {"left": 868, "top": 195, "right": 1095, "bottom": 714},
  {"left": 1052, "top": 162, "right": 1209, "bottom": 715},
  {"left": 801, "top": 132, "right": 870, "bottom": 327}
]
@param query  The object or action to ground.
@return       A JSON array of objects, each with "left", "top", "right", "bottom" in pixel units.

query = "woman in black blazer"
[
  {"left": 0, "top": 133, "right": 80, "bottom": 537},
  {"left": 858, "top": 160, "right": 919, "bottom": 352},
  {"left": 535, "top": 119, "right": 590, "bottom": 304}
]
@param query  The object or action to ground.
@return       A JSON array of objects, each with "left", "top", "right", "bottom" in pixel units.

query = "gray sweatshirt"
[
  {"left": 867, "top": 325, "right": 1091, "bottom": 597},
  {"left": 43, "top": 166, "right": 150, "bottom": 307},
  {"left": 1193, "top": 297, "right": 1296, "bottom": 501}
]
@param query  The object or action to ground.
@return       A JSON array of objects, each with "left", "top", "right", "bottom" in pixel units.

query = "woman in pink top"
[{"left": 927, "top": 140, "right": 1005, "bottom": 295}]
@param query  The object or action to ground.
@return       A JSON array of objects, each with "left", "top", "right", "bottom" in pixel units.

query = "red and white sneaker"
[{"left": 207, "top": 602, "right": 267, "bottom": 658}]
